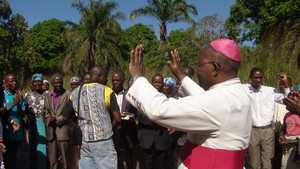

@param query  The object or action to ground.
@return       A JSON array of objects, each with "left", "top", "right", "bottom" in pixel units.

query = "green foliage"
[
  {"left": 3, "top": 0, "right": 300, "bottom": 92},
  {"left": 130, "top": 0, "right": 198, "bottom": 45},
  {"left": 0, "top": 0, "right": 12, "bottom": 21},
  {"left": 119, "top": 23, "right": 159, "bottom": 61},
  {"left": 28, "top": 19, "right": 66, "bottom": 74},
  {"left": 63, "top": 0, "right": 125, "bottom": 75},
  {"left": 0, "top": 0, "right": 29, "bottom": 87},
  {"left": 168, "top": 29, "right": 188, "bottom": 47},
  {"left": 225, "top": 0, "right": 300, "bottom": 89},
  {"left": 226, "top": 0, "right": 300, "bottom": 43}
]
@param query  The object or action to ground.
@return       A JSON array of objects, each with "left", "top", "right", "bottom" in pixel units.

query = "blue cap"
[
  {"left": 163, "top": 77, "right": 176, "bottom": 88},
  {"left": 70, "top": 76, "right": 80, "bottom": 84},
  {"left": 32, "top": 74, "right": 44, "bottom": 82}
]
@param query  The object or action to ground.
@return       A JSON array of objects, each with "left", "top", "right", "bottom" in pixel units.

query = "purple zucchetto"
[{"left": 210, "top": 38, "right": 241, "bottom": 62}]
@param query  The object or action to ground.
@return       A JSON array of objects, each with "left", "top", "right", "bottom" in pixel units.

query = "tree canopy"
[
  {"left": 0, "top": 0, "right": 29, "bottom": 81},
  {"left": 28, "top": 19, "right": 66, "bottom": 73},
  {"left": 130, "top": 0, "right": 198, "bottom": 45},
  {"left": 63, "top": 0, "right": 125, "bottom": 75},
  {"left": 226, "top": 0, "right": 300, "bottom": 43}
]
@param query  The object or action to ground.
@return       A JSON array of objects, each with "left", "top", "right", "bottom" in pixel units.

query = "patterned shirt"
[
  {"left": 71, "top": 83, "right": 119, "bottom": 142},
  {"left": 25, "top": 91, "right": 46, "bottom": 118}
]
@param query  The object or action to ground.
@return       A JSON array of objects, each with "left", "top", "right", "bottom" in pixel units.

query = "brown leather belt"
[{"left": 252, "top": 124, "right": 273, "bottom": 129}]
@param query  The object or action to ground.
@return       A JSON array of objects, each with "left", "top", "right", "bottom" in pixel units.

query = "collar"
[
  {"left": 209, "top": 78, "right": 241, "bottom": 90},
  {"left": 248, "top": 84, "right": 262, "bottom": 93},
  {"left": 4, "top": 89, "right": 13, "bottom": 95},
  {"left": 50, "top": 88, "right": 66, "bottom": 96},
  {"left": 114, "top": 89, "right": 125, "bottom": 95}
]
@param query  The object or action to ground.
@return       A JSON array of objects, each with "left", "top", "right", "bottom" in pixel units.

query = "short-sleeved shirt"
[
  {"left": 4, "top": 90, "right": 26, "bottom": 141},
  {"left": 70, "top": 83, "right": 119, "bottom": 142}
]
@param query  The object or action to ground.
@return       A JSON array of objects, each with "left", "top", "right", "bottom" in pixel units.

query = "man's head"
[
  {"left": 90, "top": 66, "right": 108, "bottom": 85},
  {"left": 81, "top": 72, "right": 91, "bottom": 84},
  {"left": 70, "top": 76, "right": 80, "bottom": 90},
  {"left": 112, "top": 70, "right": 125, "bottom": 94},
  {"left": 249, "top": 67, "right": 263, "bottom": 89},
  {"left": 196, "top": 39, "right": 241, "bottom": 90},
  {"left": 3, "top": 74, "right": 17, "bottom": 93},
  {"left": 151, "top": 74, "right": 163, "bottom": 92},
  {"left": 183, "top": 66, "right": 194, "bottom": 78},
  {"left": 42, "top": 80, "right": 50, "bottom": 92},
  {"left": 51, "top": 74, "right": 64, "bottom": 93},
  {"left": 32, "top": 73, "right": 44, "bottom": 93}
]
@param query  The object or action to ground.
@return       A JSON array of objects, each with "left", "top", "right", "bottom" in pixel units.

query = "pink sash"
[{"left": 180, "top": 140, "right": 247, "bottom": 169}]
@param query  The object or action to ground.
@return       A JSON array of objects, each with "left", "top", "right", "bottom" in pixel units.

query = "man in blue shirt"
[{"left": 2, "top": 73, "right": 26, "bottom": 169}]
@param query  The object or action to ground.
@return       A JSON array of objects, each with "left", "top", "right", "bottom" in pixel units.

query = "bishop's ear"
[{"left": 213, "top": 62, "right": 220, "bottom": 71}]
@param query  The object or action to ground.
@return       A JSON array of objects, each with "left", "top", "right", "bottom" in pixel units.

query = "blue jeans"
[{"left": 79, "top": 138, "right": 117, "bottom": 169}]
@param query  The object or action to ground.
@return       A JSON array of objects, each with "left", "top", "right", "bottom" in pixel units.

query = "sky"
[{"left": 7, "top": 0, "right": 236, "bottom": 36}]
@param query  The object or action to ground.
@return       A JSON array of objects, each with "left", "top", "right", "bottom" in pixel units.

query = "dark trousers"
[
  {"left": 168, "top": 146, "right": 182, "bottom": 169},
  {"left": 5, "top": 140, "right": 24, "bottom": 169},
  {"left": 141, "top": 145, "right": 168, "bottom": 169},
  {"left": 273, "top": 132, "right": 282, "bottom": 169}
]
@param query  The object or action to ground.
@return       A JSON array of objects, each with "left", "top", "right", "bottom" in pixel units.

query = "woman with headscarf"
[{"left": 25, "top": 73, "right": 47, "bottom": 169}]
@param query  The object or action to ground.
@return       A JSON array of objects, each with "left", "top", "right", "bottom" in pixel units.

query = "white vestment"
[{"left": 126, "top": 77, "right": 252, "bottom": 169}]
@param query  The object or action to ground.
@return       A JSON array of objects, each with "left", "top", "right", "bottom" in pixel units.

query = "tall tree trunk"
[
  {"left": 88, "top": 39, "right": 96, "bottom": 70},
  {"left": 159, "top": 21, "right": 167, "bottom": 45}
]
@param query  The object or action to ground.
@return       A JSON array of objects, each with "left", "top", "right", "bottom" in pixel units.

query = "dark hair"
[
  {"left": 249, "top": 67, "right": 263, "bottom": 78},
  {"left": 89, "top": 66, "right": 107, "bottom": 83},
  {"left": 112, "top": 70, "right": 125, "bottom": 80},
  {"left": 183, "top": 66, "right": 195, "bottom": 77},
  {"left": 81, "top": 72, "right": 90, "bottom": 78},
  {"left": 51, "top": 73, "right": 63, "bottom": 83},
  {"left": 151, "top": 73, "right": 163, "bottom": 82}
]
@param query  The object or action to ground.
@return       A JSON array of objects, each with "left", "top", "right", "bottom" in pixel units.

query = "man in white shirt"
[
  {"left": 126, "top": 39, "right": 252, "bottom": 169},
  {"left": 245, "top": 67, "right": 290, "bottom": 169}
]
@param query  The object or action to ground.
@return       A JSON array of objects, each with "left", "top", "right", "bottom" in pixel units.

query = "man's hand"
[
  {"left": 168, "top": 128, "right": 176, "bottom": 134},
  {"left": 278, "top": 72, "right": 291, "bottom": 88},
  {"left": 167, "top": 49, "right": 186, "bottom": 81},
  {"left": 13, "top": 92, "right": 22, "bottom": 105},
  {"left": 283, "top": 90, "right": 300, "bottom": 115},
  {"left": 278, "top": 72, "right": 287, "bottom": 81},
  {"left": 12, "top": 120, "right": 20, "bottom": 132},
  {"left": 46, "top": 116, "right": 56, "bottom": 126},
  {"left": 278, "top": 135, "right": 287, "bottom": 145},
  {"left": 0, "top": 139, "right": 6, "bottom": 153},
  {"left": 129, "top": 44, "right": 144, "bottom": 79}
]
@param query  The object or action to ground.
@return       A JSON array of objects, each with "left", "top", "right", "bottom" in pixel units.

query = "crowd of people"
[{"left": 0, "top": 38, "right": 299, "bottom": 169}]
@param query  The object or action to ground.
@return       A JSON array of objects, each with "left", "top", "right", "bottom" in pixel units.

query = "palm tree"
[
  {"left": 130, "top": 0, "right": 198, "bottom": 45},
  {"left": 63, "top": 0, "right": 125, "bottom": 75}
]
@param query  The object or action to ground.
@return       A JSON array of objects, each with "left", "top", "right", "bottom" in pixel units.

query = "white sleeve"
[
  {"left": 178, "top": 76, "right": 204, "bottom": 96},
  {"left": 126, "top": 77, "right": 221, "bottom": 134},
  {"left": 274, "top": 87, "right": 290, "bottom": 103}
]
